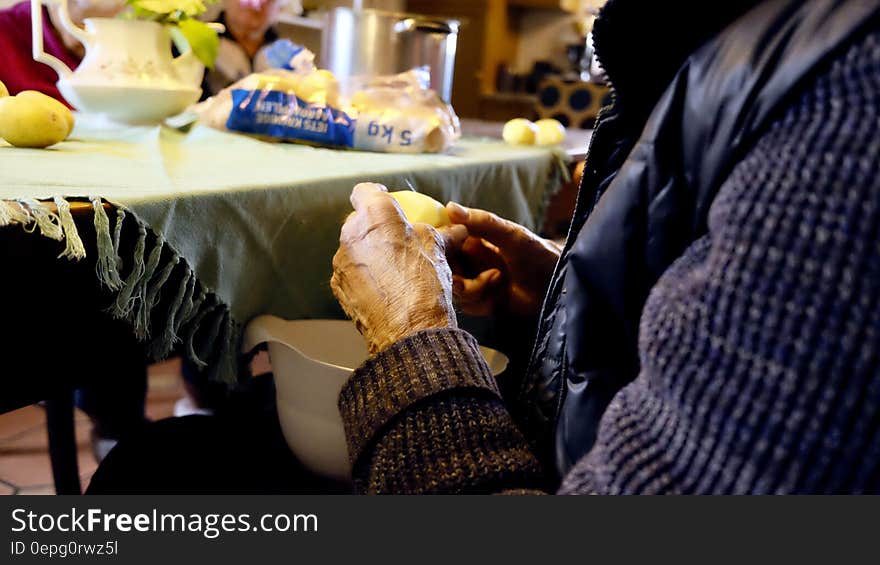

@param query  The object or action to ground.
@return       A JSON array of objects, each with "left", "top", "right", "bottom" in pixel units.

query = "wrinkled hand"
[
  {"left": 445, "top": 203, "right": 562, "bottom": 319},
  {"left": 331, "top": 183, "right": 464, "bottom": 354}
]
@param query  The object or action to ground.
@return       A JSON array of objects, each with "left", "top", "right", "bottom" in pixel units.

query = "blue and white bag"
[{"left": 193, "top": 42, "right": 460, "bottom": 154}]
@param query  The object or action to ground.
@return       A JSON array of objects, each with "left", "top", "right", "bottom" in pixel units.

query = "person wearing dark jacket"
[{"left": 329, "top": 0, "right": 880, "bottom": 494}]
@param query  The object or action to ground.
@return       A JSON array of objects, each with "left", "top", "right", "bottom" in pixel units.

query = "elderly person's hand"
[
  {"left": 331, "top": 183, "right": 464, "bottom": 354},
  {"left": 445, "top": 203, "right": 562, "bottom": 319}
]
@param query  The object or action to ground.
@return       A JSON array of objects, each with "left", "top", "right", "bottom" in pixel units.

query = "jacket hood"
[{"left": 593, "top": 0, "right": 763, "bottom": 128}]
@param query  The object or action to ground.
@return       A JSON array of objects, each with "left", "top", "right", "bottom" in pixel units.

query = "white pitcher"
[{"left": 31, "top": 0, "right": 205, "bottom": 123}]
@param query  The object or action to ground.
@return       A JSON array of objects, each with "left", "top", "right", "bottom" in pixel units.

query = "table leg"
[{"left": 45, "top": 391, "right": 82, "bottom": 495}]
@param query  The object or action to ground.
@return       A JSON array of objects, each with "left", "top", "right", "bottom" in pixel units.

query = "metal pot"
[{"left": 320, "top": 7, "right": 460, "bottom": 102}]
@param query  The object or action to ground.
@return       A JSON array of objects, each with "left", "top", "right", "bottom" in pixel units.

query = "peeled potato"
[
  {"left": 502, "top": 118, "right": 537, "bottom": 145},
  {"left": 389, "top": 191, "right": 450, "bottom": 227},
  {"left": 535, "top": 118, "right": 565, "bottom": 146},
  {"left": 0, "top": 80, "right": 8, "bottom": 98},
  {"left": 0, "top": 95, "right": 69, "bottom": 148},
  {"left": 16, "top": 90, "right": 74, "bottom": 137}
]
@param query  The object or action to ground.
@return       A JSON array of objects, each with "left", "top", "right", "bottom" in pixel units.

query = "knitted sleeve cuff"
[{"left": 338, "top": 328, "right": 500, "bottom": 464}]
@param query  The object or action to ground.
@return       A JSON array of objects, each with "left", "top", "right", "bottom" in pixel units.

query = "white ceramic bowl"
[
  {"left": 243, "top": 316, "right": 509, "bottom": 481},
  {"left": 58, "top": 80, "right": 201, "bottom": 125}
]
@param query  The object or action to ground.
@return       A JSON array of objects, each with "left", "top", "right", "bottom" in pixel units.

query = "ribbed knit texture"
[
  {"left": 340, "top": 30, "right": 880, "bottom": 494},
  {"left": 562, "top": 30, "right": 880, "bottom": 495},
  {"left": 339, "top": 329, "right": 544, "bottom": 494},
  {"left": 340, "top": 329, "right": 500, "bottom": 461}
]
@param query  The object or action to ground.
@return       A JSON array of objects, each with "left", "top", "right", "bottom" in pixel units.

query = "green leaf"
[{"left": 177, "top": 18, "right": 219, "bottom": 69}]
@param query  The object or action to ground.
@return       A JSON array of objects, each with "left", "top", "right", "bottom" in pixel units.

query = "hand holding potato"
[
  {"left": 331, "top": 183, "right": 461, "bottom": 354},
  {"left": 445, "top": 203, "right": 562, "bottom": 319}
]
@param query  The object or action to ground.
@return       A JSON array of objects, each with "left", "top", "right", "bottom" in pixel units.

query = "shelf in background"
[{"left": 481, "top": 92, "right": 539, "bottom": 104}]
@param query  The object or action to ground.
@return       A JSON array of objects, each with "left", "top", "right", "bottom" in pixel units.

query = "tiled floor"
[{"left": 0, "top": 358, "right": 185, "bottom": 495}]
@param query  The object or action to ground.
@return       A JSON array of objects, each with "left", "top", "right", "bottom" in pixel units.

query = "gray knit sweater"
[{"left": 338, "top": 29, "right": 880, "bottom": 494}]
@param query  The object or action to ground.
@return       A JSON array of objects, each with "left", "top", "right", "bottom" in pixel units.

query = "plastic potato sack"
[{"left": 192, "top": 43, "right": 460, "bottom": 154}]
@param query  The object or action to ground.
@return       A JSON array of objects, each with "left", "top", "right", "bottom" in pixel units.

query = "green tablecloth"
[{"left": 0, "top": 114, "right": 568, "bottom": 381}]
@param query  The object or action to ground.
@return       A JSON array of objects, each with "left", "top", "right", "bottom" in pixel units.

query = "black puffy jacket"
[{"left": 520, "top": 0, "right": 880, "bottom": 478}]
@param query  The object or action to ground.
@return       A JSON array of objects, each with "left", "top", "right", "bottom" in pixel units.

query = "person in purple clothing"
[{"left": 0, "top": 0, "right": 122, "bottom": 103}]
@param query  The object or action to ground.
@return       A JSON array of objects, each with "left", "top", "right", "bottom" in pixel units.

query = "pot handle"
[
  {"left": 30, "top": 0, "right": 86, "bottom": 80},
  {"left": 394, "top": 17, "right": 459, "bottom": 35}
]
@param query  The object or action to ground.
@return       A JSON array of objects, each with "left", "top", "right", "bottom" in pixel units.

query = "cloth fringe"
[
  {"left": 131, "top": 233, "right": 165, "bottom": 339},
  {"left": 176, "top": 274, "right": 198, "bottom": 328},
  {"left": 148, "top": 269, "right": 192, "bottom": 360},
  {"left": 184, "top": 298, "right": 218, "bottom": 369},
  {"left": 20, "top": 198, "right": 62, "bottom": 240},
  {"left": 0, "top": 201, "right": 13, "bottom": 226},
  {"left": 91, "top": 196, "right": 123, "bottom": 290},
  {"left": 136, "top": 252, "right": 180, "bottom": 341},
  {"left": 53, "top": 197, "right": 86, "bottom": 261},
  {"left": 206, "top": 312, "right": 238, "bottom": 384},
  {"left": 0, "top": 200, "right": 32, "bottom": 227},
  {"left": 200, "top": 306, "right": 227, "bottom": 364},
  {"left": 181, "top": 289, "right": 208, "bottom": 329},
  {"left": 111, "top": 224, "right": 147, "bottom": 319},
  {"left": 112, "top": 207, "right": 126, "bottom": 259},
  {"left": 2, "top": 196, "right": 240, "bottom": 385}
]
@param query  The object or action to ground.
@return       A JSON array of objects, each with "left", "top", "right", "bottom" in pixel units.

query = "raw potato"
[
  {"left": 252, "top": 73, "right": 301, "bottom": 94},
  {"left": 502, "top": 118, "right": 537, "bottom": 145},
  {"left": 349, "top": 90, "right": 374, "bottom": 110},
  {"left": 389, "top": 191, "right": 450, "bottom": 227},
  {"left": 297, "top": 69, "right": 340, "bottom": 107},
  {"left": 0, "top": 80, "right": 8, "bottom": 98},
  {"left": 16, "top": 91, "right": 74, "bottom": 137},
  {"left": 0, "top": 95, "right": 70, "bottom": 148},
  {"left": 534, "top": 118, "right": 565, "bottom": 146}
]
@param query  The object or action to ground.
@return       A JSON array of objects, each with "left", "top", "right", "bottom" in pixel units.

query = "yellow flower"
[{"left": 135, "top": 0, "right": 206, "bottom": 16}]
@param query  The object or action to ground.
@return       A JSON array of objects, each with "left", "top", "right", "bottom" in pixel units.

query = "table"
[{"left": 0, "top": 114, "right": 570, "bottom": 384}]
